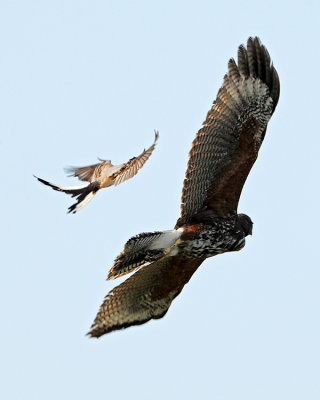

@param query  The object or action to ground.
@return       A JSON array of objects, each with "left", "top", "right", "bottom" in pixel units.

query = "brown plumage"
[
  {"left": 176, "top": 38, "right": 279, "bottom": 225},
  {"left": 90, "top": 255, "right": 203, "bottom": 337},
  {"left": 88, "top": 37, "right": 280, "bottom": 338},
  {"left": 35, "top": 131, "right": 158, "bottom": 213}
]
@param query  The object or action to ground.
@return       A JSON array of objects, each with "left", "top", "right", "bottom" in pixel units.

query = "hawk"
[
  {"left": 35, "top": 132, "right": 158, "bottom": 213},
  {"left": 88, "top": 37, "right": 280, "bottom": 337}
]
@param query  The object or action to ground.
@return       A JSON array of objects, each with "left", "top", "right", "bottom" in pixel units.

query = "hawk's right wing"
[{"left": 88, "top": 255, "right": 203, "bottom": 338}]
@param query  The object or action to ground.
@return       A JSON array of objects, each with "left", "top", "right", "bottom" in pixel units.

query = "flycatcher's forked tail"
[{"left": 33, "top": 176, "right": 100, "bottom": 213}]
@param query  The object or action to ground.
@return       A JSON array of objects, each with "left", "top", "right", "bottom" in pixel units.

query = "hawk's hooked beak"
[{"left": 249, "top": 223, "right": 253, "bottom": 235}]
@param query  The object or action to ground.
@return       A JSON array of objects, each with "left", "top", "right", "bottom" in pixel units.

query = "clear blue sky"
[{"left": 1, "top": 1, "right": 320, "bottom": 399}]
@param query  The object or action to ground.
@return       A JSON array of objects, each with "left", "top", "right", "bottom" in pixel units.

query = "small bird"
[
  {"left": 35, "top": 131, "right": 158, "bottom": 213},
  {"left": 88, "top": 37, "right": 280, "bottom": 338}
]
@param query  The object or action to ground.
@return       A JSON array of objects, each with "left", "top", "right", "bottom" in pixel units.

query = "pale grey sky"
[{"left": 1, "top": 1, "right": 320, "bottom": 399}]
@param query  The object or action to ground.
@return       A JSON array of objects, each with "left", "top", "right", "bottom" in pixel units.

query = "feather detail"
[
  {"left": 107, "top": 229, "right": 182, "bottom": 280},
  {"left": 113, "top": 131, "right": 159, "bottom": 186}
]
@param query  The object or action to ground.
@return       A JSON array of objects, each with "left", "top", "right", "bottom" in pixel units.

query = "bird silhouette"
[
  {"left": 88, "top": 37, "right": 280, "bottom": 338},
  {"left": 35, "top": 131, "right": 158, "bottom": 213}
]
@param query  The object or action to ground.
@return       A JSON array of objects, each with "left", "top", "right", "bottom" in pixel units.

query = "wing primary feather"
[
  {"left": 246, "top": 37, "right": 258, "bottom": 78},
  {"left": 254, "top": 37, "right": 264, "bottom": 82},
  {"left": 227, "top": 58, "right": 240, "bottom": 83},
  {"left": 237, "top": 45, "right": 249, "bottom": 78}
]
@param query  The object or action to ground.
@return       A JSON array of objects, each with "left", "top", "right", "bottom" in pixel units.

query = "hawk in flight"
[
  {"left": 35, "top": 132, "right": 158, "bottom": 213},
  {"left": 88, "top": 37, "right": 280, "bottom": 337}
]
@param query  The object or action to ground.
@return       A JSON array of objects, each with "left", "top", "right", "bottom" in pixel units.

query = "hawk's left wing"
[
  {"left": 176, "top": 37, "right": 280, "bottom": 227},
  {"left": 88, "top": 254, "right": 203, "bottom": 337}
]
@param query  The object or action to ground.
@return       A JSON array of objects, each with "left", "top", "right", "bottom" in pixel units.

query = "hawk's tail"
[
  {"left": 107, "top": 229, "right": 182, "bottom": 280},
  {"left": 34, "top": 175, "right": 99, "bottom": 214}
]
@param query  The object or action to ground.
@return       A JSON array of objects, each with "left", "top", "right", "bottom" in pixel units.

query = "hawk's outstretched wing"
[
  {"left": 176, "top": 37, "right": 280, "bottom": 227},
  {"left": 88, "top": 255, "right": 203, "bottom": 337},
  {"left": 112, "top": 131, "right": 159, "bottom": 186}
]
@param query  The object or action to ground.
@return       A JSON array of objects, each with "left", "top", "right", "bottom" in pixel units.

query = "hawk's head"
[{"left": 238, "top": 214, "right": 253, "bottom": 236}]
